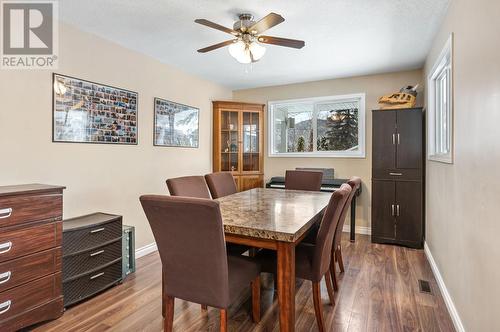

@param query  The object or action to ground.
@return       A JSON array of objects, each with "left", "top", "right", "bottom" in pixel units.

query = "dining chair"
[
  {"left": 140, "top": 195, "right": 261, "bottom": 332},
  {"left": 256, "top": 184, "right": 352, "bottom": 332},
  {"left": 284, "top": 170, "right": 323, "bottom": 191},
  {"left": 329, "top": 177, "right": 361, "bottom": 291},
  {"left": 166, "top": 175, "right": 211, "bottom": 198},
  {"left": 205, "top": 172, "right": 238, "bottom": 198},
  {"left": 204, "top": 172, "right": 251, "bottom": 256}
]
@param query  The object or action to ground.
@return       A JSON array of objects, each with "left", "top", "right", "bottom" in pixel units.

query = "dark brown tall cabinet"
[{"left": 371, "top": 108, "right": 424, "bottom": 248}]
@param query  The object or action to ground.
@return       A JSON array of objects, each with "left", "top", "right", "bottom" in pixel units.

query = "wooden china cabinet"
[{"left": 212, "top": 101, "right": 265, "bottom": 191}]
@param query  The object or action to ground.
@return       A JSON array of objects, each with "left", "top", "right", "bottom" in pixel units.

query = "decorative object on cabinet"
[
  {"left": 0, "top": 184, "right": 65, "bottom": 331},
  {"left": 52, "top": 74, "right": 138, "bottom": 145},
  {"left": 371, "top": 107, "right": 424, "bottom": 248},
  {"left": 154, "top": 98, "right": 199, "bottom": 148},
  {"left": 62, "top": 213, "right": 122, "bottom": 307},
  {"left": 378, "top": 85, "right": 418, "bottom": 109},
  {"left": 213, "top": 101, "right": 265, "bottom": 192},
  {"left": 122, "top": 225, "right": 135, "bottom": 280}
]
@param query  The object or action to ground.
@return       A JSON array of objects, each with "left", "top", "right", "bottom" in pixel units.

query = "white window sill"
[
  {"left": 428, "top": 154, "right": 453, "bottom": 164},
  {"left": 268, "top": 152, "right": 366, "bottom": 158}
]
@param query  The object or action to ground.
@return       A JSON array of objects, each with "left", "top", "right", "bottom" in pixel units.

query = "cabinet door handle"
[
  {"left": 397, "top": 133, "right": 400, "bottom": 144},
  {"left": 0, "top": 300, "right": 11, "bottom": 315},
  {"left": 392, "top": 134, "right": 396, "bottom": 145},
  {"left": 90, "top": 250, "right": 104, "bottom": 257},
  {"left": 90, "top": 227, "right": 105, "bottom": 234},
  {"left": 396, "top": 205, "right": 400, "bottom": 216},
  {"left": 391, "top": 204, "right": 395, "bottom": 216},
  {"left": 389, "top": 172, "right": 403, "bottom": 176},
  {"left": 0, "top": 271, "right": 11, "bottom": 284},
  {"left": 0, "top": 208, "right": 12, "bottom": 219},
  {"left": 90, "top": 272, "right": 105, "bottom": 280},
  {"left": 0, "top": 241, "right": 12, "bottom": 254}
]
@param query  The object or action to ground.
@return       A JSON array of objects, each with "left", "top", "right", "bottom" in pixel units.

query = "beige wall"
[
  {"left": 233, "top": 70, "right": 424, "bottom": 229},
  {"left": 0, "top": 23, "right": 231, "bottom": 248},
  {"left": 424, "top": 0, "right": 500, "bottom": 331}
]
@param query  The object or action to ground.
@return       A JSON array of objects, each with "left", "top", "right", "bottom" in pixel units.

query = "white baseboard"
[
  {"left": 424, "top": 242, "right": 465, "bottom": 332},
  {"left": 136, "top": 242, "right": 158, "bottom": 259},
  {"left": 342, "top": 224, "right": 371, "bottom": 235}
]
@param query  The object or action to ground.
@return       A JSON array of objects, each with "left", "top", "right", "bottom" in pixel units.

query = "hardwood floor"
[{"left": 31, "top": 235, "right": 455, "bottom": 332}]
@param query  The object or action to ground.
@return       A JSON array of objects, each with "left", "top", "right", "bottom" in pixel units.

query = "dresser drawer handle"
[
  {"left": 90, "top": 272, "right": 105, "bottom": 280},
  {"left": 90, "top": 227, "right": 105, "bottom": 234},
  {"left": 0, "top": 242, "right": 12, "bottom": 254},
  {"left": 90, "top": 250, "right": 104, "bottom": 257},
  {"left": 389, "top": 172, "right": 403, "bottom": 176},
  {"left": 0, "top": 271, "right": 11, "bottom": 284},
  {"left": 0, "top": 208, "right": 12, "bottom": 219},
  {"left": 0, "top": 300, "right": 11, "bottom": 315}
]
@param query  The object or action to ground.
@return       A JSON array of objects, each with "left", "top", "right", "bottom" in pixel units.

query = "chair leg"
[
  {"left": 324, "top": 273, "right": 335, "bottom": 306},
  {"left": 329, "top": 262, "right": 338, "bottom": 291},
  {"left": 220, "top": 309, "right": 228, "bottom": 332},
  {"left": 251, "top": 275, "right": 261, "bottom": 323},
  {"left": 336, "top": 247, "right": 345, "bottom": 273},
  {"left": 162, "top": 269, "right": 165, "bottom": 317},
  {"left": 312, "top": 282, "right": 325, "bottom": 332},
  {"left": 164, "top": 295, "right": 175, "bottom": 332}
]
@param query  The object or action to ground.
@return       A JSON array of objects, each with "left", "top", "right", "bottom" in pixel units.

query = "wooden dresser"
[
  {"left": 0, "top": 184, "right": 65, "bottom": 331},
  {"left": 212, "top": 101, "right": 265, "bottom": 191}
]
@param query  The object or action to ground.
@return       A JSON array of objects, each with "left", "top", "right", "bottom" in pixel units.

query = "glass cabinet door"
[
  {"left": 242, "top": 111, "right": 260, "bottom": 172},
  {"left": 220, "top": 111, "right": 239, "bottom": 172}
]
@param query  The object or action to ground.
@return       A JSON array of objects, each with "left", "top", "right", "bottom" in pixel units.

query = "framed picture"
[
  {"left": 52, "top": 73, "right": 138, "bottom": 145},
  {"left": 154, "top": 98, "right": 199, "bottom": 148}
]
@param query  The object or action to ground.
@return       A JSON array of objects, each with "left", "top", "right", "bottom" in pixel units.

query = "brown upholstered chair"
[
  {"left": 329, "top": 177, "right": 362, "bottom": 291},
  {"left": 140, "top": 195, "right": 261, "bottom": 332},
  {"left": 256, "top": 184, "right": 352, "bottom": 332},
  {"left": 284, "top": 170, "right": 323, "bottom": 191},
  {"left": 166, "top": 175, "right": 211, "bottom": 198},
  {"left": 205, "top": 172, "right": 238, "bottom": 198}
]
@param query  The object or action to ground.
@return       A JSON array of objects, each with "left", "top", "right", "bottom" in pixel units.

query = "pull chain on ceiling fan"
[{"left": 195, "top": 12, "right": 305, "bottom": 64}]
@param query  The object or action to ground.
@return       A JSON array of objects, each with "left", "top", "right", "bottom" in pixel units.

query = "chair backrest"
[
  {"left": 166, "top": 176, "right": 211, "bottom": 199},
  {"left": 333, "top": 177, "right": 362, "bottom": 249},
  {"left": 285, "top": 170, "right": 323, "bottom": 191},
  {"left": 140, "top": 195, "right": 230, "bottom": 308},
  {"left": 312, "top": 184, "right": 351, "bottom": 282},
  {"left": 205, "top": 172, "right": 237, "bottom": 199}
]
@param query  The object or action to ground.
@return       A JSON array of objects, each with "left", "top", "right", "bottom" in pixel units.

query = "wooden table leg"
[
  {"left": 350, "top": 196, "right": 356, "bottom": 242},
  {"left": 277, "top": 241, "right": 295, "bottom": 332}
]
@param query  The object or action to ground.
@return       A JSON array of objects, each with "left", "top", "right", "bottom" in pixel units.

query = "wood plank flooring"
[{"left": 31, "top": 235, "right": 455, "bottom": 332}]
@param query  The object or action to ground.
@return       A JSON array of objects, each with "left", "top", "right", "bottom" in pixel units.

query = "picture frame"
[
  {"left": 52, "top": 73, "right": 138, "bottom": 145},
  {"left": 154, "top": 97, "right": 199, "bottom": 148}
]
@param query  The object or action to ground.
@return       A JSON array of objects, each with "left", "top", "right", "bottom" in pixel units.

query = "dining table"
[{"left": 216, "top": 187, "right": 333, "bottom": 332}]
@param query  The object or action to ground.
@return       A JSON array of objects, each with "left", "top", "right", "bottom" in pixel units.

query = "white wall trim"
[
  {"left": 342, "top": 224, "right": 371, "bottom": 235},
  {"left": 424, "top": 242, "right": 465, "bottom": 332},
  {"left": 136, "top": 242, "right": 158, "bottom": 259}
]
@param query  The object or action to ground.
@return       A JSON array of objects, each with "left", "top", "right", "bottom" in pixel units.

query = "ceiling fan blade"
[
  {"left": 197, "top": 40, "right": 236, "bottom": 53},
  {"left": 194, "top": 19, "right": 238, "bottom": 35},
  {"left": 248, "top": 13, "right": 285, "bottom": 34},
  {"left": 257, "top": 36, "right": 305, "bottom": 49}
]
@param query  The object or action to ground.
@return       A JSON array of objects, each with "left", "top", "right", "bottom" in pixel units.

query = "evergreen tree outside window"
[{"left": 268, "top": 94, "right": 365, "bottom": 158}]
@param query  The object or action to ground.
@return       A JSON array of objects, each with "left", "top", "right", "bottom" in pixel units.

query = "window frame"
[
  {"left": 267, "top": 93, "right": 366, "bottom": 158},
  {"left": 427, "top": 34, "right": 454, "bottom": 164}
]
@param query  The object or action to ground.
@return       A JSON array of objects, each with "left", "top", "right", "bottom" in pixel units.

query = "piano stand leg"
[{"left": 350, "top": 196, "right": 356, "bottom": 242}]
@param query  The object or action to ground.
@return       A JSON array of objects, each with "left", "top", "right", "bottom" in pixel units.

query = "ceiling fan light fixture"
[{"left": 249, "top": 41, "right": 266, "bottom": 61}]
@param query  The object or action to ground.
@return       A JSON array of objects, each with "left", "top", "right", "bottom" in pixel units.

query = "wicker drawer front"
[
  {"left": 0, "top": 272, "right": 61, "bottom": 324},
  {"left": 0, "top": 222, "right": 61, "bottom": 264},
  {"left": 63, "top": 261, "right": 121, "bottom": 307},
  {"left": 0, "top": 193, "right": 62, "bottom": 228},
  {"left": 0, "top": 248, "right": 61, "bottom": 293},
  {"left": 63, "top": 219, "right": 121, "bottom": 255},
  {"left": 63, "top": 240, "right": 121, "bottom": 281}
]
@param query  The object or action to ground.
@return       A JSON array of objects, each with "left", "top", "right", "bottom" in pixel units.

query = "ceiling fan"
[{"left": 195, "top": 12, "right": 305, "bottom": 64}]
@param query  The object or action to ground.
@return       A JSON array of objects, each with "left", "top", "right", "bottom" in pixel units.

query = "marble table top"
[{"left": 217, "top": 188, "right": 332, "bottom": 242}]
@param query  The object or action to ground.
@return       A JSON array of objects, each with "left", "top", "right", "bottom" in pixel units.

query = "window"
[
  {"left": 268, "top": 93, "right": 365, "bottom": 157},
  {"left": 428, "top": 34, "right": 453, "bottom": 163}
]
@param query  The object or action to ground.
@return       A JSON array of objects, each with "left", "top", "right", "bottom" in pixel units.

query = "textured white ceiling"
[{"left": 60, "top": 0, "right": 449, "bottom": 89}]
